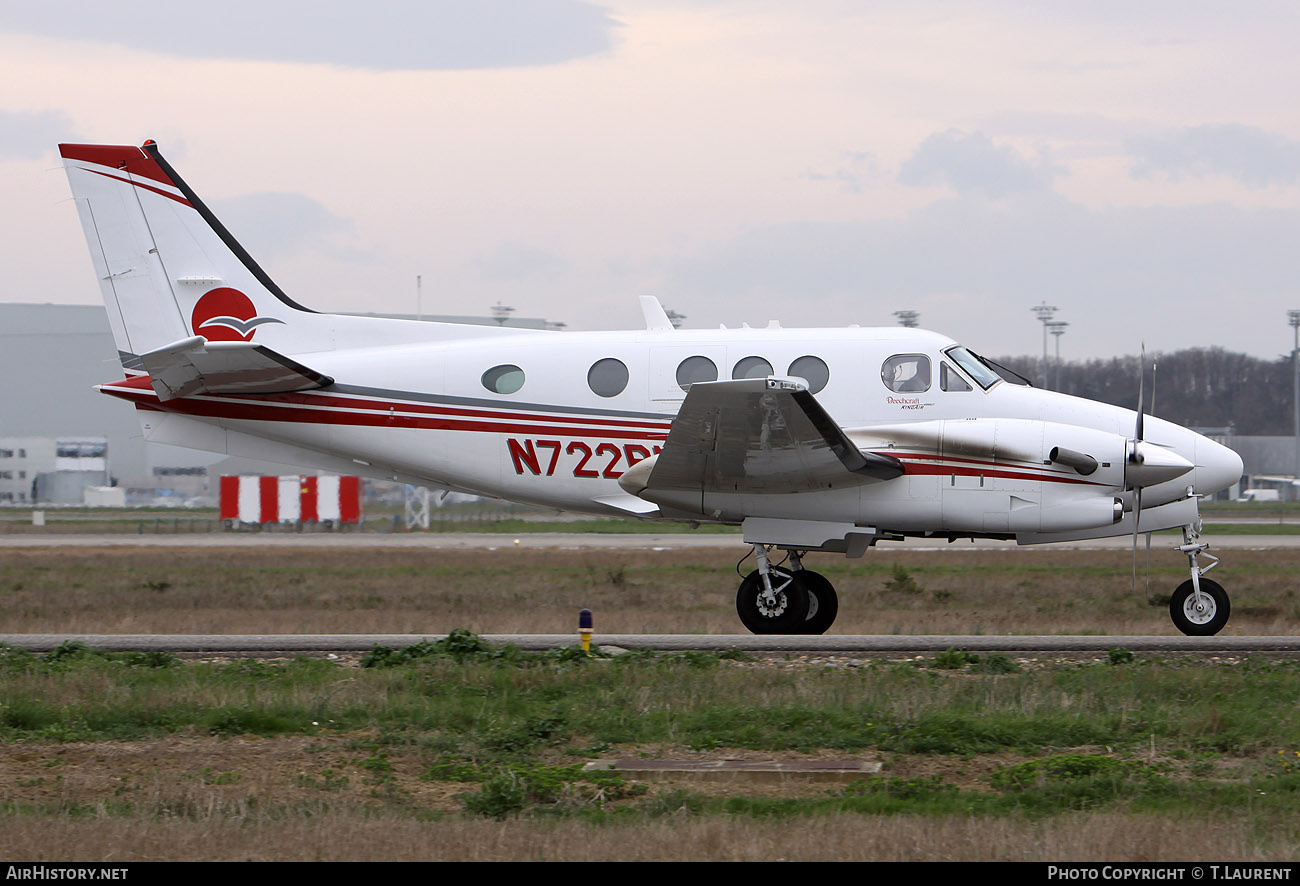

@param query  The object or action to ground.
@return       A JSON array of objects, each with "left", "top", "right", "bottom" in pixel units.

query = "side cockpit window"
[
  {"left": 882, "top": 354, "right": 931, "bottom": 393},
  {"left": 940, "top": 362, "right": 972, "bottom": 392}
]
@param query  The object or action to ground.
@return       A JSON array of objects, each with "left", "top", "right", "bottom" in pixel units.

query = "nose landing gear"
[{"left": 1169, "top": 526, "right": 1230, "bottom": 636}]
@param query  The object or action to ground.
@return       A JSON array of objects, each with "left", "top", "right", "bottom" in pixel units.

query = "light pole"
[
  {"left": 1031, "top": 302, "right": 1058, "bottom": 388},
  {"left": 893, "top": 310, "right": 920, "bottom": 328},
  {"left": 1046, "top": 320, "right": 1068, "bottom": 391},
  {"left": 1290, "top": 310, "right": 1300, "bottom": 497},
  {"left": 490, "top": 302, "right": 515, "bottom": 326}
]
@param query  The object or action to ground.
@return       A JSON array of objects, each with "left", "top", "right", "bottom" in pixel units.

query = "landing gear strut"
[
  {"left": 1168, "top": 526, "right": 1230, "bottom": 636},
  {"left": 735, "top": 545, "right": 839, "bottom": 634}
]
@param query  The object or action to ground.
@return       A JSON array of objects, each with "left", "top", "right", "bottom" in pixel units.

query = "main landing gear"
[
  {"left": 736, "top": 545, "right": 839, "bottom": 634},
  {"left": 1168, "top": 525, "right": 1230, "bottom": 636}
]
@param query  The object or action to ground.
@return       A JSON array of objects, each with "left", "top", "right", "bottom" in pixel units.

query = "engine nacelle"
[{"left": 849, "top": 418, "right": 1129, "bottom": 534}]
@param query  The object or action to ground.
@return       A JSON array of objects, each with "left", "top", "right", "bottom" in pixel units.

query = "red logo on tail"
[{"left": 191, "top": 288, "right": 284, "bottom": 342}]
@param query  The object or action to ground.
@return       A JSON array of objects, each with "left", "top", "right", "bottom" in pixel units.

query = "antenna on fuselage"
[{"left": 639, "top": 296, "right": 676, "bottom": 331}]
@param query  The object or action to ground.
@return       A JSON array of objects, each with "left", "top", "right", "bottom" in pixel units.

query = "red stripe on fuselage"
[
  {"left": 268, "top": 389, "right": 671, "bottom": 430},
  {"left": 102, "top": 376, "right": 670, "bottom": 431},
  {"left": 103, "top": 382, "right": 669, "bottom": 441},
  {"left": 101, "top": 380, "right": 1101, "bottom": 486},
  {"left": 888, "top": 456, "right": 1107, "bottom": 487}
]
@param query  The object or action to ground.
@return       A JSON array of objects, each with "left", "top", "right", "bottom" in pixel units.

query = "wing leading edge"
[{"left": 619, "top": 377, "right": 902, "bottom": 513}]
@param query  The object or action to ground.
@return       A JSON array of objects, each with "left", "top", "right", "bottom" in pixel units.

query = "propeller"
[
  {"left": 1131, "top": 346, "right": 1145, "bottom": 591},
  {"left": 1144, "top": 352, "right": 1157, "bottom": 597},
  {"left": 1130, "top": 347, "right": 1159, "bottom": 593},
  {"left": 1123, "top": 349, "right": 1195, "bottom": 592}
]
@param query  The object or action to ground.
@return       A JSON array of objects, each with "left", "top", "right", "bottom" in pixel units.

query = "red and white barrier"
[{"left": 219, "top": 475, "right": 362, "bottom": 524}]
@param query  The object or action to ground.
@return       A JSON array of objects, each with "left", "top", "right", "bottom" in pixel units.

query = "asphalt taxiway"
[{"left": 1, "top": 531, "right": 1298, "bottom": 550}]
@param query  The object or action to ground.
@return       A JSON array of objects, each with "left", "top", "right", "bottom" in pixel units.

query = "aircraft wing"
[
  {"left": 621, "top": 378, "right": 903, "bottom": 507},
  {"left": 138, "top": 335, "right": 334, "bottom": 401}
]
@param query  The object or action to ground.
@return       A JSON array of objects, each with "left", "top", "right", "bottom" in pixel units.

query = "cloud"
[
  {"left": 0, "top": 109, "right": 77, "bottom": 160},
  {"left": 805, "top": 152, "right": 880, "bottom": 195},
  {"left": 964, "top": 111, "right": 1144, "bottom": 143},
  {"left": 209, "top": 193, "right": 367, "bottom": 262},
  {"left": 1127, "top": 124, "right": 1300, "bottom": 188},
  {"left": 899, "top": 130, "right": 1062, "bottom": 197},
  {"left": 3, "top": 1, "right": 618, "bottom": 71}
]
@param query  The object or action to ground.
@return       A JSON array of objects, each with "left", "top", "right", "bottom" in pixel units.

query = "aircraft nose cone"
[{"left": 1196, "top": 436, "right": 1244, "bottom": 496}]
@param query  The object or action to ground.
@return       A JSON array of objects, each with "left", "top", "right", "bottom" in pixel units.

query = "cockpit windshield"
[{"left": 944, "top": 346, "right": 1006, "bottom": 390}]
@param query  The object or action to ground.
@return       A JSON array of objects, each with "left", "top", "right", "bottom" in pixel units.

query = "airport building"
[{"left": 0, "top": 435, "right": 113, "bottom": 505}]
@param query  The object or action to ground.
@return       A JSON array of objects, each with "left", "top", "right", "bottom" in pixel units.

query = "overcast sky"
[{"left": 4, "top": 0, "right": 1299, "bottom": 359}]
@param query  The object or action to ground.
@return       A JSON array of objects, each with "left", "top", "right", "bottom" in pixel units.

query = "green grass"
[
  {"left": 4, "top": 637, "right": 1300, "bottom": 760},
  {"left": 3, "top": 634, "right": 1300, "bottom": 841}
]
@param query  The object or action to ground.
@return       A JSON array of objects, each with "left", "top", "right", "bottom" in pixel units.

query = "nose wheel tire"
[
  {"left": 736, "top": 569, "right": 809, "bottom": 634},
  {"left": 1169, "top": 578, "right": 1230, "bottom": 636}
]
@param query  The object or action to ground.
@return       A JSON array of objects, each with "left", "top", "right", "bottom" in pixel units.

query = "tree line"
[{"left": 994, "top": 347, "right": 1296, "bottom": 436}]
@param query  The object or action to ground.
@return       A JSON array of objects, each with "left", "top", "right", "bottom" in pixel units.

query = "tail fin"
[{"left": 59, "top": 141, "right": 312, "bottom": 369}]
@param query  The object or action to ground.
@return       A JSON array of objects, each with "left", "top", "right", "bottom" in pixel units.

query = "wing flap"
[
  {"left": 621, "top": 378, "right": 902, "bottom": 507},
  {"left": 139, "top": 335, "right": 334, "bottom": 401}
]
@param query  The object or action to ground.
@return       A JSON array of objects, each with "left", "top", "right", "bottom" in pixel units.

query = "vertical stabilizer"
[{"left": 59, "top": 141, "right": 311, "bottom": 368}]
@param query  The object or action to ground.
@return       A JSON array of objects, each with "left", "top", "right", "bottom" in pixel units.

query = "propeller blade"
[
  {"left": 1135, "top": 345, "right": 1146, "bottom": 442},
  {"left": 1130, "top": 345, "right": 1146, "bottom": 595},
  {"left": 1142, "top": 350, "right": 1157, "bottom": 597},
  {"left": 1131, "top": 485, "right": 1142, "bottom": 593},
  {"left": 1150, "top": 353, "right": 1157, "bottom": 419},
  {"left": 1145, "top": 530, "right": 1152, "bottom": 597}
]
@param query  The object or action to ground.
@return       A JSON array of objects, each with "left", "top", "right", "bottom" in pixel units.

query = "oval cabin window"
[
  {"left": 675, "top": 356, "right": 718, "bottom": 391},
  {"left": 732, "top": 356, "right": 774, "bottom": 379},
  {"left": 787, "top": 355, "right": 830, "bottom": 394},
  {"left": 587, "top": 358, "right": 629, "bottom": 397},
  {"left": 482, "top": 364, "right": 525, "bottom": 395}
]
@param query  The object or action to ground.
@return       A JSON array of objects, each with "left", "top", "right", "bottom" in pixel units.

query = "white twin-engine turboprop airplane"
[{"left": 59, "top": 140, "right": 1245, "bottom": 636}]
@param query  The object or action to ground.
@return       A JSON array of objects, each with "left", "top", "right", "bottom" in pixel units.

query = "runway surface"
[{"left": 1, "top": 531, "right": 1297, "bottom": 550}]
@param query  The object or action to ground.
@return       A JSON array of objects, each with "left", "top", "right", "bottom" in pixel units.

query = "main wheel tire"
[
  {"left": 1169, "top": 577, "right": 1230, "bottom": 636},
  {"left": 797, "top": 570, "right": 839, "bottom": 635},
  {"left": 736, "top": 568, "right": 810, "bottom": 634}
]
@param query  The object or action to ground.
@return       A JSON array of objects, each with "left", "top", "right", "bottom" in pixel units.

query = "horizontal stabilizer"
[
  {"left": 620, "top": 378, "right": 902, "bottom": 510},
  {"left": 138, "top": 336, "right": 334, "bottom": 401}
]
